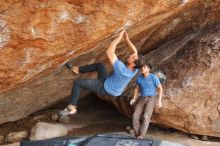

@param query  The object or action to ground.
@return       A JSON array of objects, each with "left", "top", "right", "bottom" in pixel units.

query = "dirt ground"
[
  {"left": 0, "top": 95, "right": 128, "bottom": 136},
  {"left": 0, "top": 94, "right": 220, "bottom": 146}
]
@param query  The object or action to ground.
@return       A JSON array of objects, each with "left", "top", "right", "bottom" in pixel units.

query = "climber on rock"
[
  {"left": 59, "top": 29, "right": 144, "bottom": 116},
  {"left": 130, "top": 62, "right": 163, "bottom": 139}
]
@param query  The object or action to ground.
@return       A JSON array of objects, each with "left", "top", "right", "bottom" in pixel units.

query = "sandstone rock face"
[
  {"left": 29, "top": 122, "right": 67, "bottom": 140},
  {"left": 105, "top": 25, "right": 220, "bottom": 137},
  {"left": 153, "top": 25, "right": 220, "bottom": 137},
  {"left": 0, "top": 135, "right": 4, "bottom": 144},
  {"left": 0, "top": 0, "right": 220, "bottom": 137},
  {"left": 5, "top": 131, "right": 28, "bottom": 143}
]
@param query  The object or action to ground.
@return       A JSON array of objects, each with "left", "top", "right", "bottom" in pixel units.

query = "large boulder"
[
  {"left": 0, "top": 0, "right": 220, "bottom": 137},
  {"left": 150, "top": 25, "right": 220, "bottom": 137},
  {"left": 29, "top": 122, "right": 67, "bottom": 140},
  {"left": 102, "top": 24, "right": 220, "bottom": 137}
]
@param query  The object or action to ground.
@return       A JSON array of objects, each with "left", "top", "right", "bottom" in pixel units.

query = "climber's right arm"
[{"left": 106, "top": 29, "right": 125, "bottom": 65}]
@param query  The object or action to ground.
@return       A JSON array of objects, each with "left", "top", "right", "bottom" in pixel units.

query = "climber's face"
[
  {"left": 127, "top": 53, "right": 138, "bottom": 65},
  {"left": 141, "top": 65, "right": 150, "bottom": 74}
]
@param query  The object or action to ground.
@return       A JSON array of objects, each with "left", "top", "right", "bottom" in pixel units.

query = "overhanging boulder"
[{"left": 0, "top": 0, "right": 220, "bottom": 137}]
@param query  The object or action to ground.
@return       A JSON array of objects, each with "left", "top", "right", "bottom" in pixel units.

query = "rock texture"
[
  {"left": 5, "top": 131, "right": 28, "bottom": 143},
  {"left": 29, "top": 122, "right": 67, "bottom": 140},
  {"left": 0, "top": 135, "right": 4, "bottom": 144},
  {"left": 104, "top": 25, "right": 220, "bottom": 137},
  {"left": 151, "top": 25, "right": 220, "bottom": 137},
  {"left": 0, "top": 0, "right": 220, "bottom": 137}
]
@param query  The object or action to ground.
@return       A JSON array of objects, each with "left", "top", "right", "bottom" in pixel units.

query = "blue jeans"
[{"left": 70, "top": 63, "right": 110, "bottom": 105}]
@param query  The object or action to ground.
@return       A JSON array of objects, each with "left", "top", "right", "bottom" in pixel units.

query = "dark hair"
[
  {"left": 144, "top": 62, "right": 152, "bottom": 70},
  {"left": 134, "top": 54, "right": 145, "bottom": 69}
]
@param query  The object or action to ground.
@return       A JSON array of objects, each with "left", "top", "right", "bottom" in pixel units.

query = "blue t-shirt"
[
  {"left": 137, "top": 73, "right": 161, "bottom": 97},
  {"left": 104, "top": 60, "right": 138, "bottom": 96}
]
